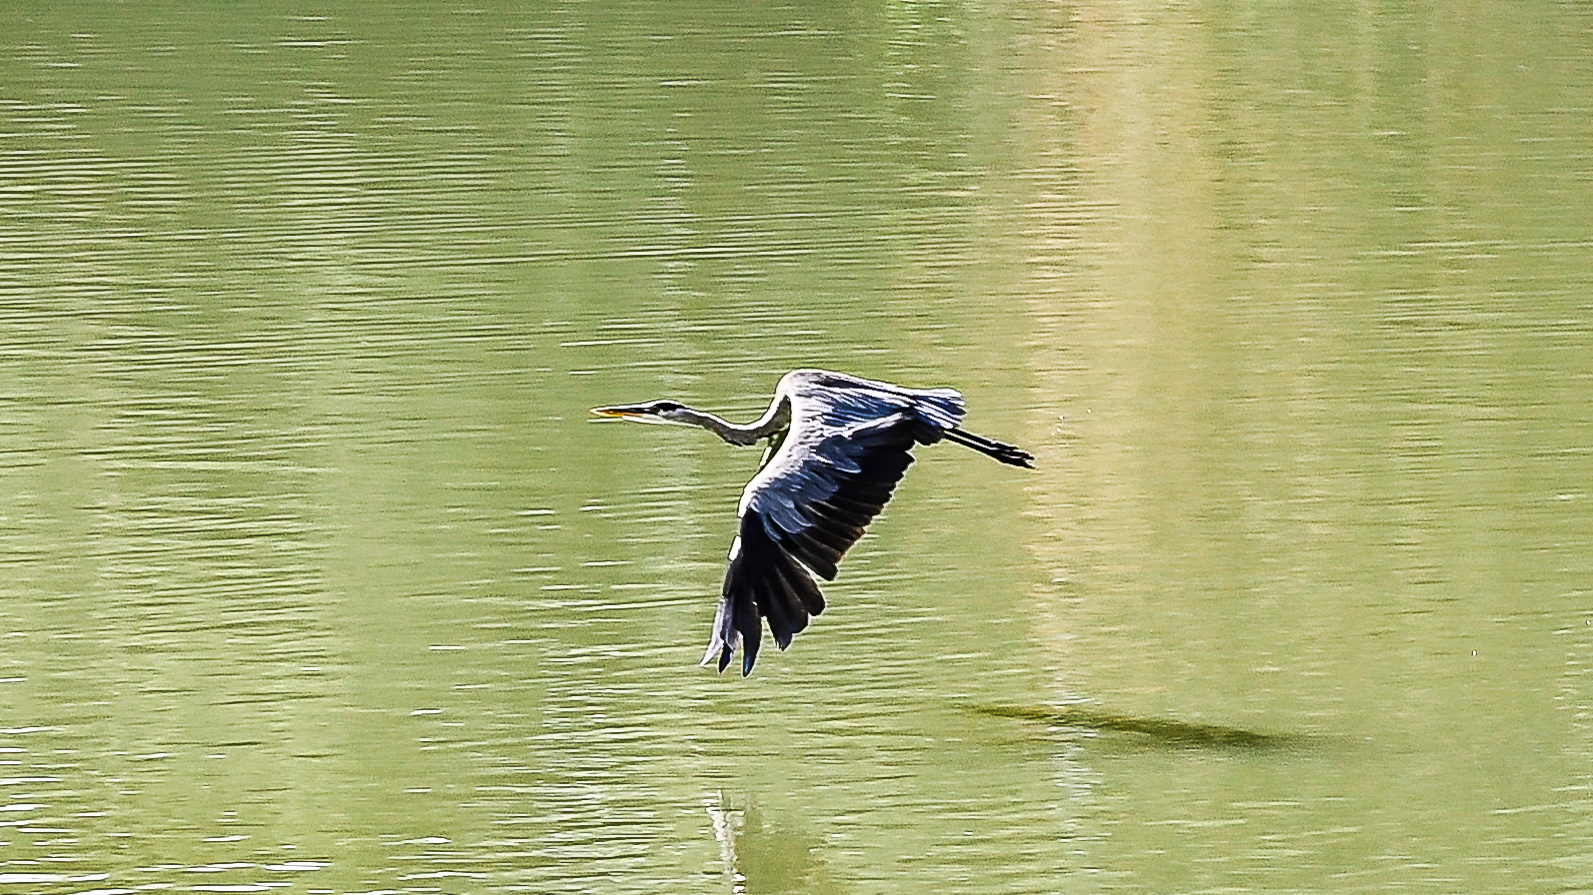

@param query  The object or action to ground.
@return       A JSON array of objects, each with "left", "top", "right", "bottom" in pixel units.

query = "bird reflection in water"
[{"left": 704, "top": 792, "right": 846, "bottom": 895}]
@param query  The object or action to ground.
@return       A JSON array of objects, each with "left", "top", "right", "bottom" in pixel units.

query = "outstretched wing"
[{"left": 703, "top": 371, "right": 966, "bottom": 675}]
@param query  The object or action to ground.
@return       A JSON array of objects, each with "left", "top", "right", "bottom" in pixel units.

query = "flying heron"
[{"left": 592, "top": 369, "right": 1033, "bottom": 675}]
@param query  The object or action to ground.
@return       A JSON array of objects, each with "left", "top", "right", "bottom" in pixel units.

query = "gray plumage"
[{"left": 593, "top": 369, "right": 1033, "bottom": 676}]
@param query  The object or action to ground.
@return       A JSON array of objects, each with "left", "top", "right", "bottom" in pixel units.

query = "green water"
[{"left": 3, "top": 2, "right": 1591, "bottom": 893}]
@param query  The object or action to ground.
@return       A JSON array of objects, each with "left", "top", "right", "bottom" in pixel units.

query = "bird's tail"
[{"left": 944, "top": 427, "right": 1035, "bottom": 468}]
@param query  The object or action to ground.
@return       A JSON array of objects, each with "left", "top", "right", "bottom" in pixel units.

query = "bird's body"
[{"left": 593, "top": 369, "right": 1032, "bottom": 675}]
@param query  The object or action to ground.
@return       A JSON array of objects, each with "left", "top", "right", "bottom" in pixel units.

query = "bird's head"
[{"left": 590, "top": 400, "right": 700, "bottom": 427}]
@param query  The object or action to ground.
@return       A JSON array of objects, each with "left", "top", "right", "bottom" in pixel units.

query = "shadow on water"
[{"left": 971, "top": 703, "right": 1321, "bottom": 750}]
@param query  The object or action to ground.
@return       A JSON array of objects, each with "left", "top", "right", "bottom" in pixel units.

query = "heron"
[{"left": 592, "top": 369, "right": 1033, "bottom": 676}]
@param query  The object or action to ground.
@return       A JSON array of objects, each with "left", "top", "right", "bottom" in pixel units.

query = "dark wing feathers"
[
  {"left": 710, "top": 417, "right": 922, "bottom": 675},
  {"left": 712, "top": 511, "right": 827, "bottom": 674},
  {"left": 703, "top": 371, "right": 983, "bottom": 675}
]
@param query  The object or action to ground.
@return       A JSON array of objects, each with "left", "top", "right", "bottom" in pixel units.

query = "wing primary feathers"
[
  {"left": 707, "top": 509, "right": 825, "bottom": 675},
  {"left": 693, "top": 369, "right": 1031, "bottom": 675},
  {"left": 783, "top": 530, "right": 841, "bottom": 580}
]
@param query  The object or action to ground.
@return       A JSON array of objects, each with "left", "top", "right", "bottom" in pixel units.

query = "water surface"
[{"left": 3, "top": 2, "right": 1591, "bottom": 893}]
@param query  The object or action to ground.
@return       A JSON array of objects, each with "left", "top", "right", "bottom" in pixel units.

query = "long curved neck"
[{"left": 681, "top": 395, "right": 789, "bottom": 446}]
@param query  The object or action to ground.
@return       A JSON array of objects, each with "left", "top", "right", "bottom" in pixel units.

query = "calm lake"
[{"left": 3, "top": 2, "right": 1591, "bottom": 893}]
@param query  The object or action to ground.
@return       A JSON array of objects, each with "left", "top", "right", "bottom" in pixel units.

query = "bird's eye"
[{"left": 652, "top": 401, "right": 682, "bottom": 413}]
